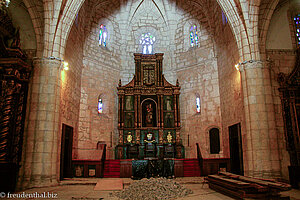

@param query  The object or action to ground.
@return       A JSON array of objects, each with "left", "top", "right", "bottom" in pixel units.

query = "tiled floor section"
[{"left": 7, "top": 177, "right": 300, "bottom": 200}]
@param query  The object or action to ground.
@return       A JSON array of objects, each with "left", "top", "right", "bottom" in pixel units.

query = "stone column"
[
  {"left": 17, "top": 58, "right": 62, "bottom": 190},
  {"left": 239, "top": 61, "right": 281, "bottom": 179}
]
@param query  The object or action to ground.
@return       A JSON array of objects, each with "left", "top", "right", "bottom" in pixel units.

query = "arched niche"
[{"left": 141, "top": 98, "right": 157, "bottom": 127}]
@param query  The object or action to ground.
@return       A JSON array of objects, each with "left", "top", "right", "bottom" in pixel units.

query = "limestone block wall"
[
  {"left": 177, "top": 57, "right": 222, "bottom": 158},
  {"left": 77, "top": 3, "right": 122, "bottom": 159},
  {"left": 216, "top": 29, "right": 244, "bottom": 159},
  {"left": 212, "top": 9, "right": 245, "bottom": 160},
  {"left": 173, "top": 3, "right": 222, "bottom": 159},
  {"left": 78, "top": 58, "right": 120, "bottom": 159},
  {"left": 266, "top": 49, "right": 296, "bottom": 180},
  {"left": 118, "top": 0, "right": 176, "bottom": 85},
  {"left": 75, "top": 0, "right": 247, "bottom": 160},
  {"left": 63, "top": 15, "right": 85, "bottom": 160}
]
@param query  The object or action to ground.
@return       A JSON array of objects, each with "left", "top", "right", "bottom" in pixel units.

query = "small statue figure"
[
  {"left": 127, "top": 132, "right": 133, "bottom": 143},
  {"left": 144, "top": 132, "right": 155, "bottom": 143},
  {"left": 145, "top": 103, "right": 153, "bottom": 126}
]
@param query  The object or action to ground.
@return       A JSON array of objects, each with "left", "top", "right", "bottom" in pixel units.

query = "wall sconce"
[
  {"left": 63, "top": 62, "right": 69, "bottom": 70},
  {"left": 235, "top": 64, "right": 240, "bottom": 71},
  {"left": 234, "top": 60, "right": 259, "bottom": 71}
]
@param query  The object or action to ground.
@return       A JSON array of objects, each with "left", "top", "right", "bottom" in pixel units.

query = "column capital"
[
  {"left": 239, "top": 60, "right": 264, "bottom": 72},
  {"left": 32, "top": 57, "right": 63, "bottom": 69}
]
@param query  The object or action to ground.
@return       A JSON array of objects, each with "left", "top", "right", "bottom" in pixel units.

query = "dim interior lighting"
[
  {"left": 63, "top": 62, "right": 69, "bottom": 70},
  {"left": 234, "top": 60, "right": 260, "bottom": 71},
  {"left": 235, "top": 64, "right": 240, "bottom": 71}
]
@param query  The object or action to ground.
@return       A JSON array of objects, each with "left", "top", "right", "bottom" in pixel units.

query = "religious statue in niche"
[
  {"left": 146, "top": 104, "right": 153, "bottom": 125},
  {"left": 164, "top": 112, "right": 174, "bottom": 128},
  {"left": 125, "top": 96, "right": 134, "bottom": 111},
  {"left": 164, "top": 96, "right": 173, "bottom": 111},
  {"left": 125, "top": 112, "right": 134, "bottom": 128},
  {"left": 142, "top": 100, "right": 157, "bottom": 127}
]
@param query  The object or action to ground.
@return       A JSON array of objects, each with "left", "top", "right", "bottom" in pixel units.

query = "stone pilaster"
[
  {"left": 17, "top": 58, "right": 62, "bottom": 190},
  {"left": 239, "top": 61, "right": 281, "bottom": 179}
]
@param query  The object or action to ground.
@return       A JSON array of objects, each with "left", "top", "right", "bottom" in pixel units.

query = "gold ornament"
[
  {"left": 167, "top": 132, "right": 172, "bottom": 143},
  {"left": 127, "top": 132, "right": 133, "bottom": 143}
]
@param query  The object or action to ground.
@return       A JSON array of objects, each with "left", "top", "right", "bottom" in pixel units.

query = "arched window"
[
  {"left": 190, "top": 25, "right": 199, "bottom": 47},
  {"left": 99, "top": 24, "right": 108, "bottom": 47},
  {"left": 140, "top": 33, "right": 155, "bottom": 54},
  {"left": 98, "top": 98, "right": 103, "bottom": 114},
  {"left": 222, "top": 11, "right": 228, "bottom": 25},
  {"left": 196, "top": 97, "right": 201, "bottom": 113},
  {"left": 209, "top": 128, "right": 220, "bottom": 154},
  {"left": 293, "top": 14, "right": 300, "bottom": 45}
]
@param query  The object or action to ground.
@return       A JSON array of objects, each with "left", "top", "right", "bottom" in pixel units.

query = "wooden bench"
[{"left": 206, "top": 172, "right": 291, "bottom": 199}]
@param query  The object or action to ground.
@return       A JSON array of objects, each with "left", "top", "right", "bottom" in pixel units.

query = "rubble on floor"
[{"left": 113, "top": 177, "right": 193, "bottom": 200}]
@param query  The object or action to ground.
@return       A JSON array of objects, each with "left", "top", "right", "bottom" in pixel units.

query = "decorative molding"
[
  {"left": 32, "top": 57, "right": 63, "bottom": 69},
  {"left": 239, "top": 60, "right": 264, "bottom": 72}
]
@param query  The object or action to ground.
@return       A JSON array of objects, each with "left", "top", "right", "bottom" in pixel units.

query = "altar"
[{"left": 116, "top": 53, "right": 184, "bottom": 159}]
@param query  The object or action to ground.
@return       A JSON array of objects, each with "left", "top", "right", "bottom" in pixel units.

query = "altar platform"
[{"left": 72, "top": 158, "right": 230, "bottom": 179}]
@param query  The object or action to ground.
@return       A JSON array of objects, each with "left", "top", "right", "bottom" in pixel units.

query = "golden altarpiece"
[{"left": 116, "top": 53, "right": 184, "bottom": 159}]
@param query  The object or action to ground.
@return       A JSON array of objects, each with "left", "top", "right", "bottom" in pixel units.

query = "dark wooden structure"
[
  {"left": 0, "top": 6, "right": 31, "bottom": 192},
  {"left": 278, "top": 48, "right": 300, "bottom": 188},
  {"left": 207, "top": 172, "right": 291, "bottom": 199},
  {"left": 72, "top": 144, "right": 106, "bottom": 178},
  {"left": 116, "top": 53, "right": 184, "bottom": 159}
]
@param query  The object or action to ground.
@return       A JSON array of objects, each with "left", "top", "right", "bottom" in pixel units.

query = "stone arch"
[
  {"left": 22, "top": 0, "right": 44, "bottom": 57},
  {"left": 205, "top": 125, "right": 223, "bottom": 155},
  {"left": 216, "top": 0, "right": 251, "bottom": 61},
  {"left": 259, "top": 0, "right": 285, "bottom": 60},
  {"left": 56, "top": 0, "right": 86, "bottom": 58}
]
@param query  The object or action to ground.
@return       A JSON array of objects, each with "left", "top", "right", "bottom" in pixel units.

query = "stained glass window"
[
  {"left": 196, "top": 97, "right": 201, "bottom": 113},
  {"left": 222, "top": 11, "right": 228, "bottom": 25},
  {"left": 140, "top": 33, "right": 155, "bottom": 54},
  {"left": 98, "top": 98, "right": 103, "bottom": 114},
  {"left": 75, "top": 13, "right": 79, "bottom": 27},
  {"left": 293, "top": 14, "right": 300, "bottom": 45},
  {"left": 190, "top": 25, "right": 199, "bottom": 47},
  {"left": 99, "top": 24, "right": 107, "bottom": 47}
]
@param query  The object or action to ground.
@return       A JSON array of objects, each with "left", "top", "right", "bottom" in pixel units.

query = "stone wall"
[
  {"left": 213, "top": 7, "right": 244, "bottom": 159},
  {"left": 74, "top": 0, "right": 260, "bottom": 160},
  {"left": 63, "top": 11, "right": 85, "bottom": 160},
  {"left": 266, "top": 49, "right": 296, "bottom": 180},
  {"left": 173, "top": 2, "right": 223, "bottom": 158},
  {"left": 75, "top": 0, "right": 227, "bottom": 159},
  {"left": 77, "top": 2, "right": 122, "bottom": 159},
  {"left": 78, "top": 59, "right": 120, "bottom": 159}
]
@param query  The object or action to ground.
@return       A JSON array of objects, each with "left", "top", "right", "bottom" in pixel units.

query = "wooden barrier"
[
  {"left": 120, "top": 159, "right": 132, "bottom": 178},
  {"left": 207, "top": 172, "right": 291, "bottom": 199},
  {"left": 72, "top": 159, "right": 103, "bottom": 178}
]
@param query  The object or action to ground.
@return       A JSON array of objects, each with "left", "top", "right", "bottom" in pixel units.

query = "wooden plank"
[
  {"left": 219, "top": 172, "right": 291, "bottom": 191},
  {"left": 208, "top": 182, "right": 246, "bottom": 199}
]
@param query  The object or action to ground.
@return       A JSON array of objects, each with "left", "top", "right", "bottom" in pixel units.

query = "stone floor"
[{"left": 6, "top": 177, "right": 300, "bottom": 200}]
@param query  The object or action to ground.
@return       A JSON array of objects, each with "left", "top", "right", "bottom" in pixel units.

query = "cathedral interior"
[{"left": 0, "top": 0, "right": 299, "bottom": 195}]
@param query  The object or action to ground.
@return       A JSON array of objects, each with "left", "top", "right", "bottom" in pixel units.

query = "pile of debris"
[{"left": 114, "top": 177, "right": 193, "bottom": 200}]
